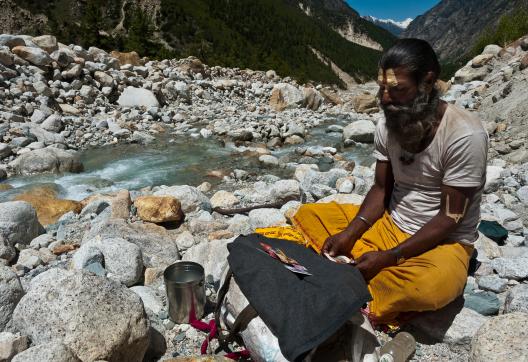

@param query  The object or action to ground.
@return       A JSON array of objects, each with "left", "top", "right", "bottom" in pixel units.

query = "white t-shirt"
[{"left": 373, "top": 104, "right": 488, "bottom": 244}]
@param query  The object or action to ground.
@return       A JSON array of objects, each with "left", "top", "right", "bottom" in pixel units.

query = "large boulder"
[
  {"left": 454, "top": 66, "right": 490, "bottom": 84},
  {"left": 110, "top": 51, "right": 141, "bottom": 66},
  {"left": 0, "top": 265, "right": 24, "bottom": 331},
  {"left": 182, "top": 237, "right": 233, "bottom": 286},
  {"left": 11, "top": 46, "right": 52, "bottom": 67},
  {"left": 504, "top": 283, "right": 528, "bottom": 313},
  {"left": 0, "top": 201, "right": 44, "bottom": 261},
  {"left": 210, "top": 191, "right": 240, "bottom": 210},
  {"left": 134, "top": 196, "right": 183, "bottom": 223},
  {"left": 0, "top": 332, "right": 28, "bottom": 361},
  {"left": 154, "top": 185, "right": 211, "bottom": 213},
  {"left": 490, "top": 257, "right": 528, "bottom": 280},
  {"left": 302, "top": 87, "right": 323, "bottom": 111},
  {"left": 352, "top": 93, "right": 378, "bottom": 114},
  {"left": 118, "top": 87, "right": 159, "bottom": 108},
  {"left": 343, "top": 120, "right": 376, "bottom": 144},
  {"left": 269, "top": 83, "right": 304, "bottom": 111},
  {"left": 14, "top": 191, "right": 81, "bottom": 226},
  {"left": 12, "top": 342, "right": 81, "bottom": 362},
  {"left": 13, "top": 268, "right": 149, "bottom": 362},
  {"left": 248, "top": 208, "right": 287, "bottom": 229},
  {"left": 469, "top": 312, "right": 528, "bottom": 362},
  {"left": 32, "top": 35, "right": 58, "bottom": 53},
  {"left": 74, "top": 237, "right": 143, "bottom": 286},
  {"left": 10, "top": 148, "right": 83, "bottom": 176},
  {"left": 82, "top": 218, "right": 179, "bottom": 268}
]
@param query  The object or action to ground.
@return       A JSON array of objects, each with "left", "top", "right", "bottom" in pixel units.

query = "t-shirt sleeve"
[
  {"left": 442, "top": 131, "right": 488, "bottom": 187},
  {"left": 373, "top": 121, "right": 389, "bottom": 161}
]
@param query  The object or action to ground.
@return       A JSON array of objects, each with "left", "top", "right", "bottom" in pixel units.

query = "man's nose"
[{"left": 379, "top": 88, "right": 392, "bottom": 105}]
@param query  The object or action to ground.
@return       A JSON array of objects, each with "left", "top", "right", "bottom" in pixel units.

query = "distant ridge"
[{"left": 363, "top": 16, "right": 413, "bottom": 36}]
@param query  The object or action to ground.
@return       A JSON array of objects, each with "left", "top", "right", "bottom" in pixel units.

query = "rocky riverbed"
[{"left": 1, "top": 33, "right": 528, "bottom": 362}]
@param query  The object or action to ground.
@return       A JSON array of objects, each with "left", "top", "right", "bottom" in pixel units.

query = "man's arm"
[
  {"left": 356, "top": 184, "right": 476, "bottom": 280},
  {"left": 322, "top": 160, "right": 394, "bottom": 256}
]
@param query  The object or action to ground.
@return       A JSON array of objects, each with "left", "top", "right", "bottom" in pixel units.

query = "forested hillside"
[{"left": 1, "top": 0, "right": 395, "bottom": 86}]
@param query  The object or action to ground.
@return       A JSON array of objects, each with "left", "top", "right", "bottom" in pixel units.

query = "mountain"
[
  {"left": 0, "top": 0, "right": 396, "bottom": 87},
  {"left": 363, "top": 16, "right": 413, "bottom": 36},
  {"left": 402, "top": 0, "right": 523, "bottom": 61}
]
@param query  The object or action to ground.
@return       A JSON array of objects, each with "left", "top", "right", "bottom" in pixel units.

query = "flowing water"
[{"left": 0, "top": 118, "right": 374, "bottom": 202}]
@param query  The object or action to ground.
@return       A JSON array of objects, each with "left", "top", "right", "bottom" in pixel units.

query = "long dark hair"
[{"left": 380, "top": 39, "right": 441, "bottom": 84}]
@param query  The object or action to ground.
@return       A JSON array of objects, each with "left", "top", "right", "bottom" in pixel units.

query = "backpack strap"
[{"left": 215, "top": 268, "right": 258, "bottom": 351}]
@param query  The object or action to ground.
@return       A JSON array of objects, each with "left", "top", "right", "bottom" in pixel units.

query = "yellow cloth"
[{"left": 256, "top": 202, "right": 473, "bottom": 324}]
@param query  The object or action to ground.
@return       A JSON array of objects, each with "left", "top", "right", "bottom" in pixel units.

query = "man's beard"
[{"left": 380, "top": 88, "right": 440, "bottom": 154}]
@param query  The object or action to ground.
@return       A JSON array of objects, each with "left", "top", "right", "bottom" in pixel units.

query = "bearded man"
[{"left": 262, "top": 39, "right": 489, "bottom": 324}]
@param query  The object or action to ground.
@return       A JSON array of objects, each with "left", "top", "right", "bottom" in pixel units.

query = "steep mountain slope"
[
  {"left": 363, "top": 16, "right": 412, "bottom": 36},
  {"left": 0, "top": 0, "right": 395, "bottom": 87},
  {"left": 402, "top": 0, "right": 522, "bottom": 61}
]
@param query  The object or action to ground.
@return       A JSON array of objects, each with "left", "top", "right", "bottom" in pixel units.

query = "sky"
[{"left": 346, "top": 0, "right": 441, "bottom": 22}]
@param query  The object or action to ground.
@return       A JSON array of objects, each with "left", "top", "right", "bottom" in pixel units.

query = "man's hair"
[{"left": 379, "top": 38, "right": 441, "bottom": 84}]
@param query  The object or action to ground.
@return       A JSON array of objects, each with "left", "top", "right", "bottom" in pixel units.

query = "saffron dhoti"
[{"left": 256, "top": 202, "right": 473, "bottom": 324}]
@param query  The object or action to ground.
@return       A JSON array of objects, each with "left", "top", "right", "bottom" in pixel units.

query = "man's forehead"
[{"left": 378, "top": 68, "right": 399, "bottom": 87}]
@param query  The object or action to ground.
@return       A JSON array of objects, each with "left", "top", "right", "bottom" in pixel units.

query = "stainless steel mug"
[{"left": 164, "top": 261, "right": 206, "bottom": 324}]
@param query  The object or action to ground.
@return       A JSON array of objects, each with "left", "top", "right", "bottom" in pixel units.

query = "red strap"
[{"left": 190, "top": 318, "right": 249, "bottom": 360}]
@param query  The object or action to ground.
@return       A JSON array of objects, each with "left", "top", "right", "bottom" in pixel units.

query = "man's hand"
[
  {"left": 321, "top": 229, "right": 357, "bottom": 257},
  {"left": 355, "top": 251, "right": 395, "bottom": 281}
]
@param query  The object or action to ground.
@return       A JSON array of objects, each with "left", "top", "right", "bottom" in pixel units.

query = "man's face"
[{"left": 377, "top": 66, "right": 439, "bottom": 153}]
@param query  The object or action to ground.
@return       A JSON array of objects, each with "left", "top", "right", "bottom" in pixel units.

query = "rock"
[
  {"left": 471, "top": 53, "right": 494, "bottom": 68},
  {"left": 110, "top": 51, "right": 141, "bottom": 66},
  {"left": 61, "top": 64, "right": 82, "bottom": 81},
  {"left": 482, "top": 44, "right": 502, "bottom": 56},
  {"left": 72, "top": 245, "right": 104, "bottom": 269},
  {"left": 129, "top": 286, "right": 163, "bottom": 315},
  {"left": 14, "top": 193, "right": 81, "bottom": 226},
  {"left": 13, "top": 268, "right": 149, "bottom": 362},
  {"left": 352, "top": 93, "right": 378, "bottom": 114},
  {"left": 454, "top": 66, "right": 489, "bottom": 84},
  {"left": 0, "top": 201, "right": 43, "bottom": 261},
  {"left": 319, "top": 88, "right": 343, "bottom": 105},
  {"left": 516, "top": 186, "right": 528, "bottom": 204},
  {"left": 134, "top": 196, "right": 183, "bottom": 223},
  {"left": 11, "top": 148, "right": 83, "bottom": 175},
  {"left": 41, "top": 114, "right": 63, "bottom": 133},
  {"left": 469, "top": 312, "right": 528, "bottom": 362},
  {"left": 154, "top": 185, "right": 211, "bottom": 213},
  {"left": 94, "top": 71, "right": 114, "bottom": 88},
  {"left": 227, "top": 214, "right": 252, "bottom": 236},
  {"left": 0, "top": 35, "right": 25, "bottom": 49},
  {"left": 484, "top": 166, "right": 504, "bottom": 192},
  {"left": 210, "top": 191, "right": 240, "bottom": 210},
  {"left": 464, "top": 291, "right": 500, "bottom": 316},
  {"left": 11, "top": 46, "right": 52, "bottom": 67},
  {"left": 269, "top": 83, "right": 304, "bottom": 111},
  {"left": 27, "top": 124, "right": 66, "bottom": 145},
  {"left": 110, "top": 189, "right": 131, "bottom": 219},
  {"left": 118, "top": 87, "right": 160, "bottom": 108},
  {"left": 32, "top": 80, "right": 52, "bottom": 97},
  {"left": 477, "top": 274, "right": 508, "bottom": 293},
  {"left": 175, "top": 231, "right": 196, "bottom": 250},
  {"left": 0, "top": 143, "right": 12, "bottom": 160},
  {"left": 409, "top": 305, "right": 488, "bottom": 347},
  {"left": 343, "top": 120, "right": 376, "bottom": 143},
  {"left": 248, "top": 208, "right": 287, "bottom": 229},
  {"left": 504, "top": 284, "right": 528, "bottom": 313},
  {"left": 80, "top": 237, "right": 143, "bottom": 286},
  {"left": 182, "top": 238, "right": 233, "bottom": 285},
  {"left": 30, "top": 234, "right": 54, "bottom": 249},
  {"left": 0, "top": 332, "right": 28, "bottom": 361},
  {"left": 17, "top": 249, "right": 43, "bottom": 269},
  {"left": 259, "top": 155, "right": 279, "bottom": 166},
  {"left": 270, "top": 180, "right": 301, "bottom": 202},
  {"left": 83, "top": 219, "right": 179, "bottom": 268},
  {"left": 32, "top": 35, "right": 58, "bottom": 53},
  {"left": 0, "top": 265, "right": 24, "bottom": 330},
  {"left": 11, "top": 342, "right": 81, "bottom": 362},
  {"left": 490, "top": 257, "right": 528, "bottom": 280},
  {"left": 302, "top": 87, "right": 323, "bottom": 111}
]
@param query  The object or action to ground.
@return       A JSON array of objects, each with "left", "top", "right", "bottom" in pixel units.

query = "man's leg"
[{"left": 351, "top": 212, "right": 473, "bottom": 324}]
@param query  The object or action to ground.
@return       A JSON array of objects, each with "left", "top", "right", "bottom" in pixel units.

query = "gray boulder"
[
  {"left": 27, "top": 125, "right": 65, "bottom": 145},
  {"left": 504, "top": 283, "right": 528, "bottom": 313},
  {"left": 118, "top": 87, "right": 159, "bottom": 108},
  {"left": 469, "top": 312, "right": 528, "bottom": 362},
  {"left": 182, "top": 237, "right": 233, "bottom": 286},
  {"left": 32, "top": 35, "right": 58, "bottom": 53},
  {"left": 0, "top": 332, "right": 28, "bottom": 361},
  {"left": 248, "top": 208, "right": 287, "bottom": 229},
  {"left": 82, "top": 219, "right": 179, "bottom": 268},
  {"left": 11, "top": 46, "right": 52, "bottom": 67},
  {"left": 12, "top": 342, "right": 81, "bottom": 362},
  {"left": 343, "top": 120, "right": 376, "bottom": 144},
  {"left": 129, "top": 286, "right": 164, "bottom": 315},
  {"left": 76, "top": 237, "right": 143, "bottom": 286},
  {"left": 454, "top": 66, "right": 490, "bottom": 84},
  {"left": 0, "top": 265, "right": 24, "bottom": 331},
  {"left": 11, "top": 148, "right": 83, "bottom": 175},
  {"left": 490, "top": 257, "right": 528, "bottom": 280},
  {"left": 12, "top": 268, "right": 149, "bottom": 362},
  {"left": 40, "top": 114, "right": 63, "bottom": 133},
  {"left": 0, "top": 202, "right": 44, "bottom": 261},
  {"left": 0, "top": 143, "right": 11, "bottom": 160},
  {"left": 154, "top": 185, "right": 211, "bottom": 213}
]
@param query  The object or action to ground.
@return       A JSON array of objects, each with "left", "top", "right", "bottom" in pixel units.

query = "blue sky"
[{"left": 346, "top": 0, "right": 441, "bottom": 21}]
